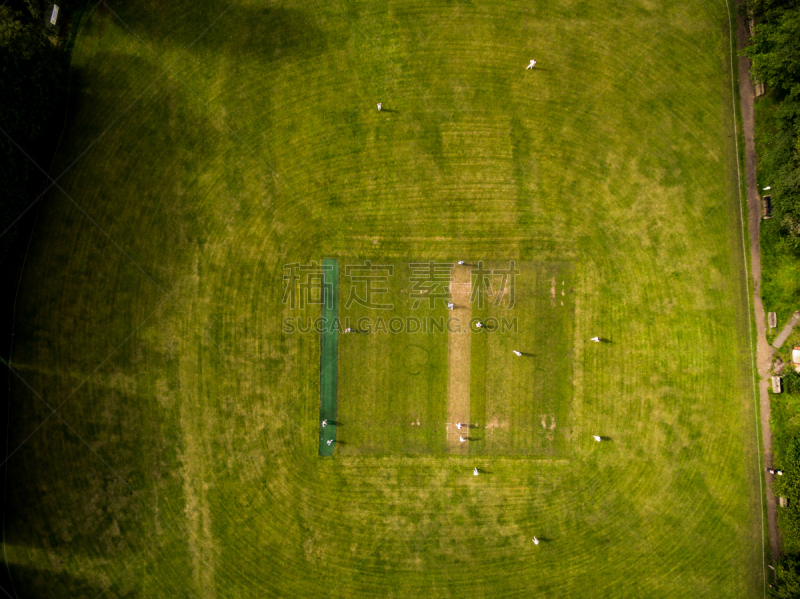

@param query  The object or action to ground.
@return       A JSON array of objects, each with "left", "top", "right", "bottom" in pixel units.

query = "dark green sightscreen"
[{"left": 319, "top": 258, "right": 339, "bottom": 456}]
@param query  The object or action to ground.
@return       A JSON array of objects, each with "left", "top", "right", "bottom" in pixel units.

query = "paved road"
[
  {"left": 735, "top": 2, "right": 780, "bottom": 563},
  {"left": 772, "top": 312, "right": 800, "bottom": 350}
]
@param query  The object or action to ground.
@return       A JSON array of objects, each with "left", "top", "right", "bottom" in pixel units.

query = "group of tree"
[
  {"left": 0, "top": 0, "right": 70, "bottom": 269},
  {"left": 774, "top": 437, "right": 800, "bottom": 597},
  {"left": 742, "top": 0, "right": 800, "bottom": 254},
  {"left": 0, "top": 1, "right": 75, "bottom": 429},
  {"left": 742, "top": 3, "right": 800, "bottom": 596}
]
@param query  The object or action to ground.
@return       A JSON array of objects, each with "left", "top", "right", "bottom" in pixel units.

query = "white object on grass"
[
  {"left": 590, "top": 336, "right": 600, "bottom": 342},
  {"left": 322, "top": 419, "right": 327, "bottom": 427},
  {"left": 513, "top": 350, "right": 522, "bottom": 356},
  {"left": 459, "top": 436, "right": 466, "bottom": 443},
  {"left": 476, "top": 322, "right": 483, "bottom": 328},
  {"left": 764, "top": 186, "right": 771, "bottom": 190},
  {"left": 793, "top": 347, "right": 800, "bottom": 372},
  {"left": 326, "top": 439, "right": 333, "bottom": 446},
  {"left": 533, "top": 536, "right": 539, "bottom": 545},
  {"left": 447, "top": 302, "right": 454, "bottom": 310},
  {"left": 50, "top": 5, "right": 59, "bottom": 25},
  {"left": 456, "top": 422, "right": 462, "bottom": 430},
  {"left": 593, "top": 435, "right": 601, "bottom": 442},
  {"left": 458, "top": 261, "right": 465, "bottom": 265},
  {"left": 473, "top": 467, "right": 479, "bottom": 476},
  {"left": 377, "top": 103, "right": 382, "bottom": 111},
  {"left": 526, "top": 60, "right": 537, "bottom": 70}
]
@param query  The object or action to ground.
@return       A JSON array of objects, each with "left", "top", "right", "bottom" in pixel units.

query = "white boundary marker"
[{"left": 723, "top": 0, "right": 767, "bottom": 592}]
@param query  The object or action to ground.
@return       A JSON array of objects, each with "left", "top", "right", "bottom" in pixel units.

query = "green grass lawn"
[
  {"left": 1, "top": 0, "right": 765, "bottom": 597},
  {"left": 331, "top": 259, "right": 573, "bottom": 456},
  {"left": 336, "top": 259, "right": 451, "bottom": 456}
]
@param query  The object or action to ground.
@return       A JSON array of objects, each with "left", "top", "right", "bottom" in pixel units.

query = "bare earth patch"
[{"left": 447, "top": 265, "right": 472, "bottom": 453}]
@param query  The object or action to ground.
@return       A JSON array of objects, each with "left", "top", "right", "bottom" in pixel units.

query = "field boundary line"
[{"left": 725, "top": 0, "right": 767, "bottom": 594}]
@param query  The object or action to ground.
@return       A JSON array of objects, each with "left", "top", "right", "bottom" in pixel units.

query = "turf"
[
  {"left": 318, "top": 259, "right": 573, "bottom": 457},
  {"left": 318, "top": 258, "right": 339, "bottom": 457},
  {"left": 336, "top": 260, "right": 450, "bottom": 456},
  {"left": 480, "top": 261, "right": 574, "bottom": 456},
  {"left": 1, "top": 0, "right": 765, "bottom": 597}
]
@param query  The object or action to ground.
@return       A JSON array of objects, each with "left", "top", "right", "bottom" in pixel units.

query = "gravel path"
[
  {"left": 735, "top": 1, "right": 780, "bottom": 563},
  {"left": 772, "top": 312, "right": 800, "bottom": 350}
]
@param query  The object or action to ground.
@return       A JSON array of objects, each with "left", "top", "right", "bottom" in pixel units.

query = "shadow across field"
[
  {"left": 126, "top": 5, "right": 329, "bottom": 62},
  {"left": 0, "top": 563, "right": 116, "bottom": 599}
]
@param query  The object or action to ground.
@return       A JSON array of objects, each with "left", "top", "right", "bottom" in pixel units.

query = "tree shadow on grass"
[
  {"left": 0, "top": 562, "right": 119, "bottom": 599},
  {"left": 170, "top": 6, "right": 328, "bottom": 61}
]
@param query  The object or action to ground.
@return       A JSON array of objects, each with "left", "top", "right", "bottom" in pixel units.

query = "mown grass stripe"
[{"left": 319, "top": 258, "right": 339, "bottom": 456}]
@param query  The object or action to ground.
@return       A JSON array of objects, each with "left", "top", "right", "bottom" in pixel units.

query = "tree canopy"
[
  {"left": 742, "top": 0, "right": 800, "bottom": 254},
  {"left": 771, "top": 555, "right": 800, "bottom": 598},
  {"left": 744, "top": 3, "right": 800, "bottom": 96},
  {"left": 0, "top": 3, "right": 66, "bottom": 260}
]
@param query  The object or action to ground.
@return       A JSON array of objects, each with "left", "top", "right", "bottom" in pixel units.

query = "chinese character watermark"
[
  {"left": 470, "top": 260, "right": 519, "bottom": 309},
  {"left": 281, "top": 315, "right": 518, "bottom": 335},
  {"left": 283, "top": 259, "right": 521, "bottom": 314},
  {"left": 282, "top": 262, "right": 334, "bottom": 309},
  {"left": 408, "top": 261, "right": 454, "bottom": 309},
  {"left": 344, "top": 261, "right": 394, "bottom": 310}
]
